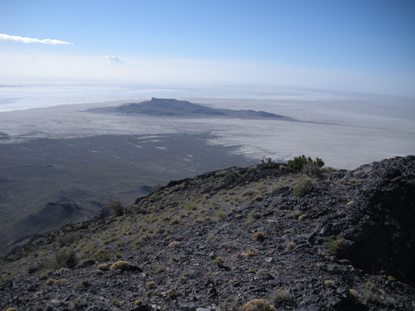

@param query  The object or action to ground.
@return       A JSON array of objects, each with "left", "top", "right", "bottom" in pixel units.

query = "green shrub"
[
  {"left": 246, "top": 210, "right": 258, "bottom": 224},
  {"left": 214, "top": 256, "right": 225, "bottom": 267},
  {"left": 260, "top": 157, "right": 278, "bottom": 168},
  {"left": 55, "top": 248, "right": 78, "bottom": 268},
  {"left": 293, "top": 177, "right": 314, "bottom": 197},
  {"left": 287, "top": 155, "right": 324, "bottom": 171},
  {"left": 302, "top": 162, "right": 323, "bottom": 177},
  {"left": 325, "top": 236, "right": 345, "bottom": 255},
  {"left": 274, "top": 288, "right": 293, "bottom": 304}
]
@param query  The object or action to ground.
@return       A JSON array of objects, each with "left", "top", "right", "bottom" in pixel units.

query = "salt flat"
[
  {"left": 0, "top": 89, "right": 414, "bottom": 169},
  {"left": 0, "top": 87, "right": 414, "bottom": 251}
]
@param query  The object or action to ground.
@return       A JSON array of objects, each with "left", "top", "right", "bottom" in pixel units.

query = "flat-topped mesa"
[{"left": 96, "top": 97, "right": 293, "bottom": 120}]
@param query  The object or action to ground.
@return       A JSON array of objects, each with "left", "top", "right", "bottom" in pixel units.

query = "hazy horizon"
[{"left": 1, "top": 0, "right": 415, "bottom": 97}]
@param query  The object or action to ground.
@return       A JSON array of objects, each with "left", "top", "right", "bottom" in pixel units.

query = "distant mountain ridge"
[{"left": 92, "top": 97, "right": 294, "bottom": 120}]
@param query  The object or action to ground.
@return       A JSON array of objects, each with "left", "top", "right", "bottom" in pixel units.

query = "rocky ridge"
[{"left": 1, "top": 156, "right": 414, "bottom": 310}]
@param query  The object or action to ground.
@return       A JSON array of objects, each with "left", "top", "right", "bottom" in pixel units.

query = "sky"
[{"left": 0, "top": 0, "right": 414, "bottom": 96}]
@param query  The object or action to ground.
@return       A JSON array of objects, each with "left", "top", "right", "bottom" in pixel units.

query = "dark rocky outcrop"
[{"left": 0, "top": 156, "right": 414, "bottom": 310}]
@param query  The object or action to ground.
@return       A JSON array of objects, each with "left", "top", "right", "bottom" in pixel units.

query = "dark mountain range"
[
  {"left": 1, "top": 156, "right": 414, "bottom": 310},
  {"left": 92, "top": 97, "right": 295, "bottom": 120}
]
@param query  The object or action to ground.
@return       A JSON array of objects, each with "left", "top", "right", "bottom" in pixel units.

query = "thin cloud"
[
  {"left": 0, "top": 33, "right": 71, "bottom": 46},
  {"left": 108, "top": 56, "right": 123, "bottom": 65}
]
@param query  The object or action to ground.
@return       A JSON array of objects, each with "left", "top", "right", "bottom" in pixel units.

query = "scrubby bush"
[
  {"left": 214, "top": 256, "right": 225, "bottom": 267},
  {"left": 325, "top": 236, "right": 345, "bottom": 255},
  {"left": 110, "top": 260, "right": 130, "bottom": 271},
  {"left": 302, "top": 162, "right": 323, "bottom": 177},
  {"left": 293, "top": 176, "right": 314, "bottom": 197},
  {"left": 97, "top": 263, "right": 111, "bottom": 271},
  {"left": 324, "top": 279, "right": 335, "bottom": 288},
  {"left": 58, "top": 232, "right": 81, "bottom": 246},
  {"left": 260, "top": 157, "right": 277, "bottom": 168},
  {"left": 246, "top": 210, "right": 258, "bottom": 224},
  {"left": 55, "top": 248, "right": 78, "bottom": 268},
  {"left": 287, "top": 155, "right": 324, "bottom": 171},
  {"left": 109, "top": 200, "right": 124, "bottom": 216},
  {"left": 242, "top": 299, "right": 275, "bottom": 311},
  {"left": 274, "top": 288, "right": 293, "bottom": 304}
]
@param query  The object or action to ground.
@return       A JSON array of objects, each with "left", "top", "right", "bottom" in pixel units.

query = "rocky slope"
[{"left": 0, "top": 156, "right": 414, "bottom": 310}]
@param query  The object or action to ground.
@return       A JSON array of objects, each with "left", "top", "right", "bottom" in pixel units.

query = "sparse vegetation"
[
  {"left": 216, "top": 209, "right": 227, "bottom": 218},
  {"left": 183, "top": 200, "right": 197, "bottom": 211},
  {"left": 145, "top": 280, "right": 157, "bottom": 289},
  {"left": 213, "top": 256, "right": 225, "bottom": 267},
  {"left": 324, "top": 279, "right": 335, "bottom": 288},
  {"left": 242, "top": 299, "right": 275, "bottom": 311},
  {"left": 110, "top": 260, "right": 129, "bottom": 270},
  {"left": 348, "top": 288, "right": 360, "bottom": 300},
  {"left": 94, "top": 250, "right": 112, "bottom": 263},
  {"left": 55, "top": 247, "right": 78, "bottom": 268},
  {"left": 133, "top": 299, "right": 143, "bottom": 306},
  {"left": 58, "top": 232, "right": 82, "bottom": 246},
  {"left": 287, "top": 155, "right": 324, "bottom": 171},
  {"left": 325, "top": 236, "right": 345, "bottom": 255},
  {"left": 256, "top": 269, "right": 274, "bottom": 280},
  {"left": 292, "top": 176, "right": 314, "bottom": 197},
  {"left": 241, "top": 250, "right": 256, "bottom": 257},
  {"left": 109, "top": 200, "right": 124, "bottom": 217},
  {"left": 228, "top": 278, "right": 241, "bottom": 286},
  {"left": 290, "top": 209, "right": 303, "bottom": 219},
  {"left": 260, "top": 157, "right": 279, "bottom": 168},
  {"left": 111, "top": 297, "right": 120, "bottom": 306},
  {"left": 303, "top": 162, "right": 323, "bottom": 177},
  {"left": 168, "top": 240, "right": 180, "bottom": 248},
  {"left": 1, "top": 156, "right": 413, "bottom": 310},
  {"left": 97, "top": 263, "right": 111, "bottom": 271},
  {"left": 246, "top": 210, "right": 258, "bottom": 224},
  {"left": 165, "top": 289, "right": 177, "bottom": 299},
  {"left": 298, "top": 213, "right": 306, "bottom": 221},
  {"left": 274, "top": 288, "right": 293, "bottom": 304}
]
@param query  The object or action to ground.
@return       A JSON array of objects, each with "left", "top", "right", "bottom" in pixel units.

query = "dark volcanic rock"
[
  {"left": 0, "top": 156, "right": 414, "bottom": 310},
  {"left": 338, "top": 157, "right": 415, "bottom": 285}
]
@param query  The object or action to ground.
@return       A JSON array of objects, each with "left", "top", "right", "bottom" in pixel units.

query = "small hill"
[
  {"left": 92, "top": 97, "right": 294, "bottom": 120},
  {"left": 1, "top": 156, "right": 414, "bottom": 310}
]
